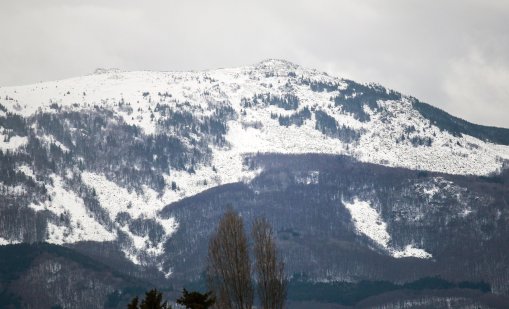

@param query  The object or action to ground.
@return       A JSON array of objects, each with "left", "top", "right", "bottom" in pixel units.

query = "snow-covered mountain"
[{"left": 1, "top": 60, "right": 509, "bottom": 291}]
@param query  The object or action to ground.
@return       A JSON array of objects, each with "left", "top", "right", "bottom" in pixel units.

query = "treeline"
[
  {"left": 314, "top": 110, "right": 363, "bottom": 143},
  {"left": 331, "top": 80, "right": 401, "bottom": 122},
  {"left": 155, "top": 102, "right": 236, "bottom": 148},
  {"left": 411, "top": 97, "right": 509, "bottom": 146},
  {"left": 287, "top": 276, "right": 491, "bottom": 306},
  {"left": 0, "top": 243, "right": 144, "bottom": 309},
  {"left": 242, "top": 93, "right": 300, "bottom": 110},
  {"left": 271, "top": 107, "right": 311, "bottom": 127}
]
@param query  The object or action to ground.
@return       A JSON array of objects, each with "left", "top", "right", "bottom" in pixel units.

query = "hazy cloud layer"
[{"left": 1, "top": 0, "right": 508, "bottom": 127}]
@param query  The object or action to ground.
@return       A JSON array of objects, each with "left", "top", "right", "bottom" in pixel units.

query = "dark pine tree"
[
  {"left": 127, "top": 289, "right": 171, "bottom": 309},
  {"left": 176, "top": 288, "right": 215, "bottom": 309}
]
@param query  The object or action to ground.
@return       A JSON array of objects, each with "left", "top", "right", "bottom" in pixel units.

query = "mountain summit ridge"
[{"left": 1, "top": 59, "right": 507, "bottom": 173}]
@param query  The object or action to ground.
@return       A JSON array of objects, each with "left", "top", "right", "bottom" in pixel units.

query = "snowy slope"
[
  {"left": 2, "top": 59, "right": 507, "bottom": 176},
  {"left": 0, "top": 59, "right": 508, "bottom": 266}
]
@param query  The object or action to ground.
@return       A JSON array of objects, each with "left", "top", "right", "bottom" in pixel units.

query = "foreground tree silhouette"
[
  {"left": 127, "top": 289, "right": 171, "bottom": 309},
  {"left": 252, "top": 218, "right": 287, "bottom": 309},
  {"left": 207, "top": 210, "right": 254, "bottom": 309},
  {"left": 176, "top": 288, "right": 215, "bottom": 309},
  {"left": 127, "top": 297, "right": 139, "bottom": 309}
]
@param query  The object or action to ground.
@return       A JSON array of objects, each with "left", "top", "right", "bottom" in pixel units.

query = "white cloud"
[{"left": 443, "top": 48, "right": 509, "bottom": 128}]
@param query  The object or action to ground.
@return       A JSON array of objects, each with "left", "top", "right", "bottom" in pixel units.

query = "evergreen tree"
[
  {"left": 176, "top": 288, "right": 215, "bottom": 309},
  {"left": 127, "top": 297, "right": 139, "bottom": 309},
  {"left": 127, "top": 289, "right": 171, "bottom": 309}
]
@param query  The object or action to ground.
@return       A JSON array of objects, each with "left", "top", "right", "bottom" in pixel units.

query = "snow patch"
[
  {"left": 28, "top": 175, "right": 116, "bottom": 244},
  {"left": 414, "top": 177, "right": 466, "bottom": 201},
  {"left": 0, "top": 184, "right": 26, "bottom": 196},
  {"left": 157, "top": 263, "right": 173, "bottom": 279},
  {"left": 344, "top": 199, "right": 391, "bottom": 249},
  {"left": 343, "top": 198, "right": 432, "bottom": 259},
  {"left": 295, "top": 171, "right": 320, "bottom": 185},
  {"left": 0, "top": 237, "right": 21, "bottom": 246},
  {"left": 39, "top": 134, "right": 70, "bottom": 152},
  {"left": 393, "top": 245, "right": 433, "bottom": 259},
  {"left": 17, "top": 165, "right": 36, "bottom": 179},
  {"left": 0, "top": 134, "right": 28, "bottom": 151}
]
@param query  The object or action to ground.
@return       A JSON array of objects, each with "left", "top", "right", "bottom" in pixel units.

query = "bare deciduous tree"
[
  {"left": 252, "top": 217, "right": 287, "bottom": 309},
  {"left": 207, "top": 210, "right": 253, "bottom": 309}
]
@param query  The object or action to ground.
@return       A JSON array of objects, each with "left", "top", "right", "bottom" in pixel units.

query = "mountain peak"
[
  {"left": 255, "top": 59, "right": 299, "bottom": 70},
  {"left": 93, "top": 68, "right": 122, "bottom": 75}
]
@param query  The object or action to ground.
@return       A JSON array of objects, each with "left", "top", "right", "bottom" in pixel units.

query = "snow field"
[{"left": 343, "top": 198, "right": 432, "bottom": 259}]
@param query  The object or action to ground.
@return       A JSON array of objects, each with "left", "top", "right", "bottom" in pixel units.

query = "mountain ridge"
[
  {"left": 4, "top": 58, "right": 507, "bottom": 129},
  {"left": 0, "top": 60, "right": 508, "bottom": 295}
]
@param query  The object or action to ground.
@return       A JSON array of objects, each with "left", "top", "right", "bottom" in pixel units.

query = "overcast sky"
[{"left": 1, "top": 0, "right": 508, "bottom": 128}]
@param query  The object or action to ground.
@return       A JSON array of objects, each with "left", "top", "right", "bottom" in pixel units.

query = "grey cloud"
[{"left": 0, "top": 0, "right": 508, "bottom": 127}]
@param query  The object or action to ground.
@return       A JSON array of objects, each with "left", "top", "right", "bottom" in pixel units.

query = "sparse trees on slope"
[
  {"left": 207, "top": 210, "right": 254, "bottom": 309},
  {"left": 252, "top": 217, "right": 287, "bottom": 309}
]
